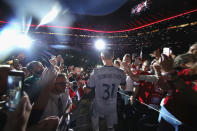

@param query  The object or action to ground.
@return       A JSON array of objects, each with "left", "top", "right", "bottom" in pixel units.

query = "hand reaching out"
[
  {"left": 153, "top": 63, "right": 161, "bottom": 76},
  {"left": 129, "top": 96, "right": 135, "bottom": 105},
  {"left": 33, "top": 67, "right": 58, "bottom": 110},
  {"left": 49, "top": 58, "right": 57, "bottom": 66},
  {"left": 159, "top": 54, "right": 174, "bottom": 73},
  {"left": 16, "top": 93, "right": 32, "bottom": 128},
  {"left": 37, "top": 67, "right": 58, "bottom": 87},
  {"left": 4, "top": 93, "right": 32, "bottom": 131}
]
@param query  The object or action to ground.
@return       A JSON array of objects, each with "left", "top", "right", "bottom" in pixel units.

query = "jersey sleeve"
[
  {"left": 120, "top": 70, "right": 126, "bottom": 86},
  {"left": 87, "top": 69, "right": 96, "bottom": 89}
]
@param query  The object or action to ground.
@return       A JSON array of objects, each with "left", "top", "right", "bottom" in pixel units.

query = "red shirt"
[
  {"left": 163, "top": 69, "right": 197, "bottom": 105},
  {"left": 163, "top": 69, "right": 197, "bottom": 127},
  {"left": 137, "top": 71, "right": 165, "bottom": 105}
]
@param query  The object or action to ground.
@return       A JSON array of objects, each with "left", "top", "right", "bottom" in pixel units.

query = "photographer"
[
  {"left": 3, "top": 93, "right": 32, "bottom": 131},
  {"left": 0, "top": 66, "right": 32, "bottom": 131},
  {"left": 24, "top": 61, "right": 44, "bottom": 104},
  {"left": 40, "top": 73, "right": 72, "bottom": 120}
]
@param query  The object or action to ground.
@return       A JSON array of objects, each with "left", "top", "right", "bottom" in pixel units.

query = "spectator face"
[
  {"left": 123, "top": 56, "right": 131, "bottom": 64},
  {"left": 174, "top": 54, "right": 196, "bottom": 69},
  {"left": 54, "top": 76, "right": 67, "bottom": 94},
  {"left": 74, "top": 67, "right": 81, "bottom": 74},
  {"left": 68, "top": 66, "right": 74, "bottom": 72},
  {"left": 114, "top": 60, "right": 120, "bottom": 68},
  {"left": 155, "top": 49, "right": 161, "bottom": 57},
  {"left": 183, "top": 58, "right": 196, "bottom": 68},
  {"left": 142, "top": 61, "right": 150, "bottom": 72},
  {"left": 114, "top": 63, "right": 120, "bottom": 68},
  {"left": 189, "top": 44, "right": 197, "bottom": 55},
  {"left": 33, "top": 62, "right": 44, "bottom": 76},
  {"left": 150, "top": 49, "right": 160, "bottom": 58},
  {"left": 22, "top": 67, "right": 31, "bottom": 78},
  {"left": 17, "top": 53, "right": 25, "bottom": 61}
]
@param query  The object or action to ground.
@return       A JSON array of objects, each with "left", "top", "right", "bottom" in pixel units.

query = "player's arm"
[{"left": 84, "top": 70, "right": 96, "bottom": 94}]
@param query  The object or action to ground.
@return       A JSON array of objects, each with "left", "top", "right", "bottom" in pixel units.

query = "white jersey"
[
  {"left": 125, "top": 75, "right": 134, "bottom": 92},
  {"left": 87, "top": 66, "right": 126, "bottom": 115},
  {"left": 41, "top": 89, "right": 71, "bottom": 119}
]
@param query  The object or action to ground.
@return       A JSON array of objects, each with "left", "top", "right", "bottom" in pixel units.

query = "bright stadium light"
[
  {"left": 17, "top": 34, "right": 33, "bottom": 49},
  {"left": 95, "top": 39, "right": 105, "bottom": 50},
  {"left": 37, "top": 3, "right": 61, "bottom": 28},
  {"left": 0, "top": 29, "right": 15, "bottom": 51},
  {"left": 0, "top": 27, "right": 33, "bottom": 51}
]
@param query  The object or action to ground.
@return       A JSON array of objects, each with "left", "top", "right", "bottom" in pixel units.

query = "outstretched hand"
[
  {"left": 38, "top": 67, "right": 58, "bottom": 87},
  {"left": 4, "top": 93, "right": 32, "bottom": 131},
  {"left": 49, "top": 58, "right": 57, "bottom": 66},
  {"left": 17, "top": 93, "right": 32, "bottom": 125},
  {"left": 33, "top": 67, "right": 58, "bottom": 110},
  {"left": 153, "top": 62, "right": 161, "bottom": 76},
  {"left": 159, "top": 54, "right": 174, "bottom": 73}
]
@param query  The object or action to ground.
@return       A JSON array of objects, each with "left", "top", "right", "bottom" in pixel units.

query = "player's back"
[{"left": 92, "top": 66, "right": 126, "bottom": 115}]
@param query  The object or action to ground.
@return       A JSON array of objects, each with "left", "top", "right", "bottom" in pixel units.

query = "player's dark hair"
[{"left": 101, "top": 50, "right": 114, "bottom": 60}]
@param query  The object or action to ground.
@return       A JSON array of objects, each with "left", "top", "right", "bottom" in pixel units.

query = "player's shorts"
[{"left": 91, "top": 109, "right": 117, "bottom": 130}]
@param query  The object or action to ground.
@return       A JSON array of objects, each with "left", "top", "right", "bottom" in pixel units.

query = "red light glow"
[{"left": 0, "top": 9, "right": 197, "bottom": 33}]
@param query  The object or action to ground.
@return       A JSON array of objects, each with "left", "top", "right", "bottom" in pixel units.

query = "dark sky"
[
  {"left": 0, "top": 0, "right": 197, "bottom": 66},
  {"left": 59, "top": 0, "right": 128, "bottom": 15},
  {"left": 0, "top": 0, "right": 197, "bottom": 30}
]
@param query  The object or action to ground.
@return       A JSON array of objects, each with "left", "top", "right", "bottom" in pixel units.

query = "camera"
[{"left": 0, "top": 69, "right": 24, "bottom": 112}]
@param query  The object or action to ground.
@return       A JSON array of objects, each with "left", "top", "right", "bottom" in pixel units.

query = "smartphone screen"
[
  {"left": 163, "top": 47, "right": 170, "bottom": 56},
  {"left": 6, "top": 71, "right": 24, "bottom": 111}
]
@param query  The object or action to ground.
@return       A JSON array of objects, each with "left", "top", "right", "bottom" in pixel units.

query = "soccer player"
[{"left": 84, "top": 50, "right": 126, "bottom": 131}]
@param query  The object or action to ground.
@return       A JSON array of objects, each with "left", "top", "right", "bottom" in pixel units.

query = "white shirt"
[
  {"left": 125, "top": 75, "right": 134, "bottom": 92},
  {"left": 41, "top": 89, "right": 72, "bottom": 119}
]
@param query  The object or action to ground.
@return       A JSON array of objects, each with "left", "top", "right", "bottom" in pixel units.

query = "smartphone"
[
  {"left": 13, "top": 59, "right": 19, "bottom": 66},
  {"left": 5, "top": 70, "right": 24, "bottom": 111},
  {"left": 163, "top": 47, "right": 171, "bottom": 56}
]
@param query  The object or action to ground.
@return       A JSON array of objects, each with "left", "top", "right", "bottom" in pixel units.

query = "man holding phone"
[
  {"left": 0, "top": 66, "right": 24, "bottom": 111},
  {"left": 24, "top": 61, "right": 44, "bottom": 103},
  {"left": 0, "top": 66, "right": 32, "bottom": 131},
  {"left": 41, "top": 73, "right": 72, "bottom": 119},
  {"left": 6, "top": 70, "right": 24, "bottom": 111}
]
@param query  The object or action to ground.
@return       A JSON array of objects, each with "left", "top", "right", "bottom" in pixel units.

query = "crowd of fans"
[{"left": 0, "top": 42, "right": 197, "bottom": 131}]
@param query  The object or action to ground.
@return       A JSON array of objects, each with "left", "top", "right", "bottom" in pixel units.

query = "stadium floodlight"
[
  {"left": 0, "top": 29, "right": 15, "bottom": 52},
  {"left": 0, "top": 27, "right": 33, "bottom": 51},
  {"left": 37, "top": 3, "right": 61, "bottom": 28},
  {"left": 95, "top": 39, "right": 105, "bottom": 51},
  {"left": 17, "top": 34, "right": 33, "bottom": 49}
]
